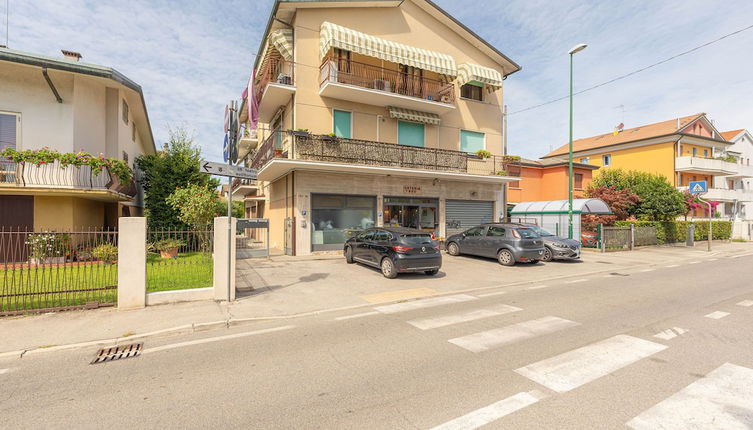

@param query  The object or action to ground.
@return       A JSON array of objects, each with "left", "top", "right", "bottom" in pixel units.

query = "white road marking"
[
  {"left": 526, "top": 284, "right": 550, "bottom": 290},
  {"left": 665, "top": 264, "right": 680, "bottom": 268},
  {"left": 430, "top": 390, "right": 547, "bottom": 430},
  {"left": 627, "top": 363, "right": 753, "bottom": 430},
  {"left": 564, "top": 279, "right": 587, "bottom": 284},
  {"left": 639, "top": 268, "right": 655, "bottom": 272},
  {"left": 736, "top": 300, "right": 753, "bottom": 307},
  {"left": 705, "top": 311, "right": 730, "bottom": 319},
  {"left": 407, "top": 305, "right": 522, "bottom": 330},
  {"left": 515, "top": 335, "right": 667, "bottom": 393},
  {"left": 141, "top": 325, "right": 295, "bottom": 355},
  {"left": 373, "top": 294, "right": 477, "bottom": 314},
  {"left": 335, "top": 311, "right": 379, "bottom": 321},
  {"left": 449, "top": 316, "right": 580, "bottom": 353},
  {"left": 0, "top": 368, "right": 9, "bottom": 375},
  {"left": 709, "top": 258, "right": 718, "bottom": 261},
  {"left": 687, "top": 261, "right": 701, "bottom": 264},
  {"left": 476, "top": 291, "right": 508, "bottom": 298},
  {"left": 653, "top": 327, "right": 687, "bottom": 340}
]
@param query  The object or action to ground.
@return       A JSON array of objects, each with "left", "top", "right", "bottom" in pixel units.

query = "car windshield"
[
  {"left": 515, "top": 228, "right": 539, "bottom": 239},
  {"left": 400, "top": 234, "right": 433, "bottom": 244},
  {"left": 529, "top": 226, "right": 555, "bottom": 236}
]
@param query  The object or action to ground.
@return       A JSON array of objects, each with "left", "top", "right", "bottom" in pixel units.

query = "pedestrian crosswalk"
[
  {"left": 448, "top": 316, "right": 579, "bottom": 353},
  {"left": 407, "top": 304, "right": 521, "bottom": 330}
]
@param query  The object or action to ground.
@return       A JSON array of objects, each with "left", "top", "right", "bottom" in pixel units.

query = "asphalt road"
[{"left": 2, "top": 253, "right": 753, "bottom": 429}]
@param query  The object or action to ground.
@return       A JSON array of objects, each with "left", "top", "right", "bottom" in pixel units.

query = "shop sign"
[{"left": 403, "top": 185, "right": 421, "bottom": 194}]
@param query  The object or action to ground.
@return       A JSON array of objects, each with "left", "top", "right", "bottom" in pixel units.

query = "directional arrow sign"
[
  {"left": 689, "top": 180, "right": 707, "bottom": 195},
  {"left": 200, "top": 161, "right": 258, "bottom": 180}
]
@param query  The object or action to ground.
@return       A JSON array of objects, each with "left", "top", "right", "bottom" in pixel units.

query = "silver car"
[
  {"left": 521, "top": 224, "right": 581, "bottom": 262},
  {"left": 445, "top": 224, "right": 545, "bottom": 266}
]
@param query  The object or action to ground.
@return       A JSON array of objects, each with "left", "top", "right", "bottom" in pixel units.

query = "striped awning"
[
  {"left": 268, "top": 29, "right": 293, "bottom": 61},
  {"left": 456, "top": 63, "right": 504, "bottom": 89},
  {"left": 319, "top": 21, "right": 457, "bottom": 76},
  {"left": 388, "top": 107, "right": 441, "bottom": 125}
]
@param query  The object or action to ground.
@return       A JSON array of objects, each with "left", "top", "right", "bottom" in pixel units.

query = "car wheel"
[
  {"left": 425, "top": 269, "right": 439, "bottom": 276},
  {"left": 344, "top": 246, "right": 354, "bottom": 264},
  {"left": 497, "top": 249, "right": 515, "bottom": 266},
  {"left": 381, "top": 258, "right": 398, "bottom": 279},
  {"left": 541, "top": 247, "right": 553, "bottom": 262},
  {"left": 447, "top": 242, "right": 460, "bottom": 256}
]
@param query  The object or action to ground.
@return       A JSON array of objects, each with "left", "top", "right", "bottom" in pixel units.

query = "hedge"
[{"left": 614, "top": 220, "right": 732, "bottom": 244}]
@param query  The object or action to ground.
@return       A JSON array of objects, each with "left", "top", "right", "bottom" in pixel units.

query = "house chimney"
[{"left": 61, "top": 50, "right": 82, "bottom": 61}]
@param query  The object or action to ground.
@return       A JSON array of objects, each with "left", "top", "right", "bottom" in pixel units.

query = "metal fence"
[
  {"left": 601, "top": 226, "right": 631, "bottom": 251},
  {"left": 0, "top": 228, "right": 118, "bottom": 315},
  {"left": 634, "top": 226, "right": 659, "bottom": 247},
  {"left": 146, "top": 228, "right": 213, "bottom": 292}
]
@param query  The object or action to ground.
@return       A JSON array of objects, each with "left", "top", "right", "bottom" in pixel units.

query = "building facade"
[
  {"left": 239, "top": 0, "right": 521, "bottom": 255},
  {"left": 716, "top": 129, "right": 753, "bottom": 220},
  {"left": 506, "top": 158, "right": 598, "bottom": 207},
  {"left": 0, "top": 48, "right": 156, "bottom": 231}
]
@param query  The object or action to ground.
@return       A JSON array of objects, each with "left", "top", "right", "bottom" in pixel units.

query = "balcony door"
[
  {"left": 398, "top": 64, "right": 424, "bottom": 98},
  {"left": 397, "top": 120, "right": 424, "bottom": 147}
]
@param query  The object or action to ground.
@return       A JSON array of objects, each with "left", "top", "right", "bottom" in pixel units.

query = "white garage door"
[{"left": 445, "top": 200, "right": 494, "bottom": 236}]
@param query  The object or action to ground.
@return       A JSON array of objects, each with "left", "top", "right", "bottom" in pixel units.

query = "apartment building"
[
  {"left": 716, "top": 129, "right": 753, "bottom": 220},
  {"left": 239, "top": 0, "right": 521, "bottom": 255},
  {"left": 0, "top": 48, "right": 156, "bottom": 231},
  {"left": 506, "top": 158, "right": 598, "bottom": 208}
]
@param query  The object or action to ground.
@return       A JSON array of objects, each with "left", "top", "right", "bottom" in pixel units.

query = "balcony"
[
  {"left": 0, "top": 160, "right": 136, "bottom": 200},
  {"left": 726, "top": 163, "right": 753, "bottom": 179},
  {"left": 319, "top": 56, "right": 456, "bottom": 114},
  {"left": 256, "top": 57, "right": 295, "bottom": 123},
  {"left": 230, "top": 177, "right": 259, "bottom": 200},
  {"left": 250, "top": 132, "right": 520, "bottom": 183},
  {"left": 675, "top": 156, "right": 737, "bottom": 176},
  {"left": 678, "top": 186, "right": 753, "bottom": 202}
]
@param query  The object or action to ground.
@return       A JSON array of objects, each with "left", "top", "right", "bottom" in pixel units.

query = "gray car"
[
  {"left": 520, "top": 224, "right": 581, "bottom": 262},
  {"left": 445, "top": 223, "right": 545, "bottom": 266}
]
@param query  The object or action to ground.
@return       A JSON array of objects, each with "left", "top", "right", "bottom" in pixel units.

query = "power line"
[{"left": 509, "top": 23, "right": 753, "bottom": 116}]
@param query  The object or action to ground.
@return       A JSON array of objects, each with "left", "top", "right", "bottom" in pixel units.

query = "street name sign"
[
  {"left": 689, "top": 180, "right": 707, "bottom": 194},
  {"left": 199, "top": 161, "right": 257, "bottom": 180}
]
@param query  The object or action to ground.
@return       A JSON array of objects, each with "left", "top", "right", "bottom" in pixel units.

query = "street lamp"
[{"left": 568, "top": 43, "right": 587, "bottom": 239}]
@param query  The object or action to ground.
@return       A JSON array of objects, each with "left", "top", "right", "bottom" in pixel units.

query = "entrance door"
[
  {"left": 445, "top": 200, "right": 494, "bottom": 237},
  {"left": 383, "top": 197, "right": 438, "bottom": 235},
  {"left": 0, "top": 195, "right": 34, "bottom": 263}
]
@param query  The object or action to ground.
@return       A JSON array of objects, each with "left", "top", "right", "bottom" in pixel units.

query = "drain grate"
[{"left": 91, "top": 343, "right": 143, "bottom": 364}]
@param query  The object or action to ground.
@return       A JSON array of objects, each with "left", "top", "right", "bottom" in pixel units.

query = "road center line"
[
  {"left": 407, "top": 305, "right": 521, "bottom": 330},
  {"left": 429, "top": 390, "right": 547, "bottom": 430},
  {"left": 704, "top": 311, "right": 730, "bottom": 319},
  {"left": 564, "top": 279, "right": 587, "bottom": 284},
  {"left": 449, "top": 316, "right": 580, "bottom": 353},
  {"left": 373, "top": 294, "right": 477, "bottom": 314},
  {"left": 141, "top": 325, "right": 296, "bottom": 355},
  {"left": 335, "top": 311, "right": 379, "bottom": 321}
]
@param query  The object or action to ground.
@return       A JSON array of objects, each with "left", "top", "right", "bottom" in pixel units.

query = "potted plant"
[
  {"left": 321, "top": 132, "right": 338, "bottom": 142},
  {"left": 92, "top": 243, "right": 118, "bottom": 264},
  {"left": 495, "top": 170, "right": 508, "bottom": 176},
  {"left": 25, "top": 232, "right": 70, "bottom": 265},
  {"left": 475, "top": 149, "right": 493, "bottom": 159},
  {"left": 154, "top": 238, "right": 185, "bottom": 259}
]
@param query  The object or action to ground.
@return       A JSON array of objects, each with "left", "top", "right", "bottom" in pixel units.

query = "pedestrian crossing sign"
[{"left": 689, "top": 180, "right": 707, "bottom": 195}]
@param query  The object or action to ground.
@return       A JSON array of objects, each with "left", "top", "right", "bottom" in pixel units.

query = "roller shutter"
[{"left": 445, "top": 200, "right": 493, "bottom": 236}]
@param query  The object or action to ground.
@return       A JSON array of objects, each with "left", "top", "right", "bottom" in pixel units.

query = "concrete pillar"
[
  {"left": 213, "top": 217, "right": 237, "bottom": 302},
  {"left": 118, "top": 217, "right": 146, "bottom": 310}
]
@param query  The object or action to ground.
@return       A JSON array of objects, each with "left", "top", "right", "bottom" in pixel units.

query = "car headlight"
[{"left": 552, "top": 242, "right": 569, "bottom": 248}]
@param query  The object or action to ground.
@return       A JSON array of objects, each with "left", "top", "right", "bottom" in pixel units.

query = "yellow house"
[
  {"left": 237, "top": 0, "right": 522, "bottom": 255},
  {"left": 0, "top": 48, "right": 156, "bottom": 231},
  {"left": 540, "top": 113, "right": 751, "bottom": 216}
]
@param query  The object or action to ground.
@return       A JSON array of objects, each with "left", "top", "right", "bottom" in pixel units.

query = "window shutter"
[
  {"left": 0, "top": 113, "right": 17, "bottom": 151},
  {"left": 460, "top": 130, "right": 485, "bottom": 153}
]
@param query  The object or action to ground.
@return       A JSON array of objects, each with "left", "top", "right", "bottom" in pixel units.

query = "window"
[
  {"left": 397, "top": 120, "right": 424, "bottom": 147},
  {"left": 487, "top": 226, "right": 506, "bottom": 236},
  {"left": 580, "top": 157, "right": 590, "bottom": 163},
  {"left": 574, "top": 173, "right": 584, "bottom": 189},
  {"left": 703, "top": 149, "right": 709, "bottom": 158},
  {"left": 0, "top": 112, "right": 19, "bottom": 151},
  {"left": 602, "top": 154, "right": 612, "bottom": 166},
  {"left": 132, "top": 122, "right": 136, "bottom": 141},
  {"left": 376, "top": 231, "right": 393, "bottom": 242},
  {"left": 333, "top": 110, "right": 352, "bottom": 138},
  {"left": 122, "top": 100, "right": 129, "bottom": 124},
  {"left": 460, "top": 130, "right": 485, "bottom": 153},
  {"left": 692, "top": 147, "right": 697, "bottom": 157},
  {"left": 507, "top": 165, "right": 521, "bottom": 188},
  {"left": 464, "top": 226, "right": 485, "bottom": 236},
  {"left": 122, "top": 151, "right": 129, "bottom": 164},
  {"left": 460, "top": 83, "right": 483, "bottom": 101},
  {"left": 311, "top": 194, "right": 376, "bottom": 251}
]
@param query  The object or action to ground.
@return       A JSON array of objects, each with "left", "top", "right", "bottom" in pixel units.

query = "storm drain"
[{"left": 90, "top": 343, "right": 143, "bottom": 364}]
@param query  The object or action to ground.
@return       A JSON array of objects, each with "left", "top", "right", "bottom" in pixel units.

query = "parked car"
[
  {"left": 520, "top": 224, "right": 581, "bottom": 262},
  {"left": 343, "top": 227, "right": 442, "bottom": 279},
  {"left": 445, "top": 224, "right": 545, "bottom": 266}
]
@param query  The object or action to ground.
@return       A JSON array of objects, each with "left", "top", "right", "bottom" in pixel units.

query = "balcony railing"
[
  {"left": 319, "top": 56, "right": 455, "bottom": 105},
  {"left": 249, "top": 132, "right": 520, "bottom": 177},
  {"left": 255, "top": 57, "right": 294, "bottom": 103},
  {"left": 675, "top": 156, "right": 737, "bottom": 175},
  {"left": 0, "top": 160, "right": 136, "bottom": 198}
]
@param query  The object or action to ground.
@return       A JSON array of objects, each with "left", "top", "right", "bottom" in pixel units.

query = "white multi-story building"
[{"left": 713, "top": 129, "right": 753, "bottom": 221}]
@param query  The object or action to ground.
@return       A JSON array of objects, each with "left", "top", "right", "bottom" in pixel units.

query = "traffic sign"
[
  {"left": 689, "top": 180, "right": 707, "bottom": 195},
  {"left": 222, "top": 134, "right": 229, "bottom": 162},
  {"left": 199, "top": 161, "right": 257, "bottom": 180}
]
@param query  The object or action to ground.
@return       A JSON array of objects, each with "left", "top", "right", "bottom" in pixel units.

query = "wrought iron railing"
[
  {"left": 255, "top": 57, "right": 295, "bottom": 102},
  {"left": 319, "top": 56, "right": 456, "bottom": 105},
  {"left": 249, "top": 129, "right": 284, "bottom": 170},
  {"left": 0, "top": 160, "right": 136, "bottom": 197}
]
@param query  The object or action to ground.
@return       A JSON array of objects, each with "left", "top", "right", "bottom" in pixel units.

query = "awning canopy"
[
  {"left": 510, "top": 199, "right": 612, "bottom": 215},
  {"left": 319, "top": 21, "right": 457, "bottom": 76},
  {"left": 456, "top": 63, "right": 504, "bottom": 89},
  {"left": 268, "top": 29, "right": 293, "bottom": 61},
  {"left": 388, "top": 107, "right": 441, "bottom": 125}
]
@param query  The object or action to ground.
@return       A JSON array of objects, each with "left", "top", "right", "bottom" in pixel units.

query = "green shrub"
[
  {"left": 475, "top": 149, "right": 492, "bottom": 159},
  {"left": 614, "top": 220, "right": 732, "bottom": 243},
  {"left": 92, "top": 243, "right": 118, "bottom": 263},
  {"left": 153, "top": 239, "right": 186, "bottom": 251}
]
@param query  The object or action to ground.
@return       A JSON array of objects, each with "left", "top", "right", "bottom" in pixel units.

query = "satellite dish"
[{"left": 616, "top": 122, "right": 624, "bottom": 131}]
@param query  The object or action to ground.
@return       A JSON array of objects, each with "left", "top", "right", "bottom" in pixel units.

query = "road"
[{"left": 2, "top": 253, "right": 753, "bottom": 429}]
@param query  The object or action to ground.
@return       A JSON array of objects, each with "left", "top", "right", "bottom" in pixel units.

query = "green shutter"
[
  {"left": 460, "top": 130, "right": 485, "bottom": 153},
  {"left": 333, "top": 110, "right": 352, "bottom": 138},
  {"left": 397, "top": 121, "right": 424, "bottom": 147}
]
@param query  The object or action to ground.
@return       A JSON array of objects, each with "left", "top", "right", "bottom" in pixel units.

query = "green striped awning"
[
  {"left": 388, "top": 107, "right": 441, "bottom": 125},
  {"left": 456, "top": 63, "right": 504, "bottom": 89},
  {"left": 319, "top": 21, "right": 457, "bottom": 76},
  {"left": 268, "top": 29, "right": 293, "bottom": 61}
]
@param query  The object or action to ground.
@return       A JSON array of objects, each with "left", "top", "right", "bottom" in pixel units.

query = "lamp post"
[{"left": 568, "top": 43, "right": 587, "bottom": 239}]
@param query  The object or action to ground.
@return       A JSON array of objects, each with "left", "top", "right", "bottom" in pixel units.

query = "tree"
[
  {"left": 589, "top": 169, "right": 686, "bottom": 221},
  {"left": 583, "top": 185, "right": 641, "bottom": 229},
  {"left": 136, "top": 128, "right": 220, "bottom": 230},
  {"left": 166, "top": 184, "right": 219, "bottom": 229},
  {"left": 214, "top": 199, "right": 245, "bottom": 218}
]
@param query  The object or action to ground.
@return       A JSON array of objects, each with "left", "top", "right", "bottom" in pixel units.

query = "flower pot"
[
  {"left": 291, "top": 131, "right": 310, "bottom": 138},
  {"left": 160, "top": 247, "right": 179, "bottom": 259}
]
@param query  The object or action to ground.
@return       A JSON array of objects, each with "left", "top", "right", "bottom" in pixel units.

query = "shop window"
[
  {"left": 460, "top": 83, "right": 483, "bottom": 101},
  {"left": 397, "top": 120, "right": 424, "bottom": 147},
  {"left": 460, "top": 130, "right": 485, "bottom": 153},
  {"left": 333, "top": 110, "right": 352, "bottom": 138},
  {"left": 383, "top": 197, "right": 437, "bottom": 234},
  {"left": 311, "top": 194, "right": 375, "bottom": 251},
  {"left": 574, "top": 173, "right": 584, "bottom": 189},
  {"left": 602, "top": 154, "right": 612, "bottom": 166},
  {"left": 0, "top": 112, "right": 19, "bottom": 151}
]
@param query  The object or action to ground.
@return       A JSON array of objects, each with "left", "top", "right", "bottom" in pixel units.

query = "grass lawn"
[{"left": 1, "top": 252, "right": 213, "bottom": 313}]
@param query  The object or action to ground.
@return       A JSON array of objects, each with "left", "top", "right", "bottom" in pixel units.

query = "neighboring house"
[
  {"left": 716, "top": 129, "right": 753, "bottom": 221},
  {"left": 0, "top": 48, "right": 156, "bottom": 231},
  {"left": 541, "top": 113, "right": 753, "bottom": 219},
  {"left": 238, "top": 0, "right": 521, "bottom": 255},
  {"left": 507, "top": 157, "right": 598, "bottom": 207}
]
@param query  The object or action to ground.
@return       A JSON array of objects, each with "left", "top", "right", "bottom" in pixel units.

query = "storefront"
[
  {"left": 382, "top": 197, "right": 439, "bottom": 235},
  {"left": 311, "top": 193, "right": 376, "bottom": 251}
]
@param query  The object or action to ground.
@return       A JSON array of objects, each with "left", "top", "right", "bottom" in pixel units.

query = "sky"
[{"left": 4, "top": 0, "right": 753, "bottom": 161}]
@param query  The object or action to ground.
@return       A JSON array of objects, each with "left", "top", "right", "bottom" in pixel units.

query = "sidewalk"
[{"left": 2, "top": 242, "right": 751, "bottom": 357}]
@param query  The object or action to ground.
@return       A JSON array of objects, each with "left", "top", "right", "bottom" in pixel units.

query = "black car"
[
  {"left": 445, "top": 223, "right": 545, "bottom": 266},
  {"left": 343, "top": 227, "right": 442, "bottom": 278}
]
